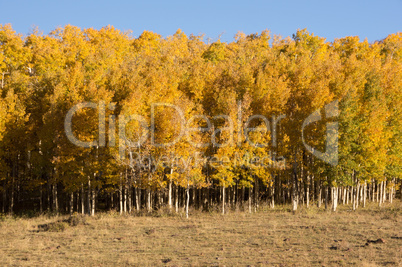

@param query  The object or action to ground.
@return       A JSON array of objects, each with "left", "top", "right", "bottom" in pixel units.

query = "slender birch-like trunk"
[
  {"left": 52, "top": 184, "right": 55, "bottom": 212},
  {"left": 227, "top": 187, "right": 231, "bottom": 210},
  {"left": 292, "top": 163, "right": 298, "bottom": 212},
  {"left": 168, "top": 168, "right": 173, "bottom": 210},
  {"left": 10, "top": 175, "right": 14, "bottom": 215},
  {"left": 241, "top": 186, "right": 245, "bottom": 209},
  {"left": 54, "top": 183, "right": 59, "bottom": 214},
  {"left": 317, "top": 181, "right": 322, "bottom": 208},
  {"left": 192, "top": 188, "right": 195, "bottom": 209},
  {"left": 306, "top": 175, "right": 310, "bottom": 208},
  {"left": 222, "top": 185, "right": 225, "bottom": 215},
  {"left": 175, "top": 184, "right": 179, "bottom": 213},
  {"left": 119, "top": 175, "right": 123, "bottom": 215},
  {"left": 311, "top": 175, "right": 315, "bottom": 204},
  {"left": 91, "top": 187, "right": 95, "bottom": 216},
  {"left": 343, "top": 187, "right": 346, "bottom": 205},
  {"left": 389, "top": 178, "right": 394, "bottom": 204},
  {"left": 355, "top": 182, "right": 360, "bottom": 210},
  {"left": 128, "top": 185, "right": 132, "bottom": 213},
  {"left": 182, "top": 187, "right": 186, "bottom": 211},
  {"left": 147, "top": 188, "right": 151, "bottom": 212},
  {"left": 255, "top": 177, "right": 259, "bottom": 212},
  {"left": 123, "top": 183, "right": 127, "bottom": 214},
  {"left": 185, "top": 183, "right": 190, "bottom": 219},
  {"left": 232, "top": 185, "right": 236, "bottom": 207},
  {"left": 372, "top": 180, "right": 375, "bottom": 202},
  {"left": 81, "top": 183, "right": 85, "bottom": 215},
  {"left": 87, "top": 179, "right": 91, "bottom": 215},
  {"left": 76, "top": 191, "right": 79, "bottom": 213},
  {"left": 136, "top": 187, "right": 141, "bottom": 211},
  {"left": 379, "top": 181, "right": 383, "bottom": 207},
  {"left": 248, "top": 187, "right": 252, "bottom": 213},
  {"left": 70, "top": 192, "right": 74, "bottom": 215},
  {"left": 332, "top": 187, "right": 338, "bottom": 212},
  {"left": 363, "top": 181, "right": 367, "bottom": 208}
]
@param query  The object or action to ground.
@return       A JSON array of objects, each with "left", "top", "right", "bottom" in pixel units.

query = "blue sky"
[{"left": 1, "top": 0, "right": 401, "bottom": 42}]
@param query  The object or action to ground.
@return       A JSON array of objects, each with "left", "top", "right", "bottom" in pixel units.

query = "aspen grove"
[{"left": 0, "top": 24, "right": 401, "bottom": 217}]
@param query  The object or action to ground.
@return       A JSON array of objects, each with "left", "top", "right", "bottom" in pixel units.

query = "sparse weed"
[{"left": 0, "top": 200, "right": 400, "bottom": 266}]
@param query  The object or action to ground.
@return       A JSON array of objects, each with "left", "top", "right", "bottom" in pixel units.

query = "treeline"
[{"left": 0, "top": 24, "right": 401, "bottom": 217}]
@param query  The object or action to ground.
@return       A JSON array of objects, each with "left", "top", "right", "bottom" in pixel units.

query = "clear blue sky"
[{"left": 1, "top": 0, "right": 401, "bottom": 43}]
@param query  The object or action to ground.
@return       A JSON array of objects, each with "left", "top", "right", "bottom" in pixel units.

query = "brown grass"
[{"left": 0, "top": 201, "right": 401, "bottom": 266}]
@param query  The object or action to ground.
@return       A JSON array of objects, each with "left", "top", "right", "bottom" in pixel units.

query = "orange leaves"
[{"left": 0, "top": 24, "right": 401, "bottom": 201}]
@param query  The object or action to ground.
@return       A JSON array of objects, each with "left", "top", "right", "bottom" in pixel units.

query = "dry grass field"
[{"left": 0, "top": 202, "right": 401, "bottom": 266}]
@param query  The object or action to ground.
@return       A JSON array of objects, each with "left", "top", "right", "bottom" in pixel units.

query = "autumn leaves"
[{"left": 0, "top": 24, "right": 401, "bottom": 214}]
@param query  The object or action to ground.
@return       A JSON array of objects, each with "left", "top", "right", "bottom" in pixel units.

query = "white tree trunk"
[
  {"left": 81, "top": 183, "right": 85, "bottom": 215},
  {"left": 222, "top": 185, "right": 225, "bottom": 215},
  {"left": 147, "top": 188, "right": 151, "bottom": 212},
  {"left": 343, "top": 187, "right": 346, "bottom": 205},
  {"left": 292, "top": 164, "right": 298, "bottom": 212},
  {"left": 255, "top": 177, "right": 259, "bottom": 212},
  {"left": 306, "top": 175, "right": 310, "bottom": 208},
  {"left": 248, "top": 187, "right": 252, "bottom": 213},
  {"left": 185, "top": 183, "right": 190, "bottom": 219},
  {"left": 389, "top": 178, "right": 394, "bottom": 204},
  {"left": 119, "top": 177, "right": 123, "bottom": 215},
  {"left": 317, "top": 183, "right": 322, "bottom": 208},
  {"left": 70, "top": 192, "right": 74, "bottom": 215},
  {"left": 87, "top": 180, "right": 91, "bottom": 216},
  {"left": 175, "top": 184, "right": 179, "bottom": 213},
  {"left": 135, "top": 187, "right": 140, "bottom": 211},
  {"left": 123, "top": 184, "right": 127, "bottom": 214},
  {"left": 128, "top": 185, "right": 132, "bottom": 213},
  {"left": 168, "top": 178, "right": 172, "bottom": 210},
  {"left": 91, "top": 188, "right": 95, "bottom": 216},
  {"left": 379, "top": 181, "right": 383, "bottom": 207},
  {"left": 355, "top": 183, "right": 359, "bottom": 209},
  {"left": 372, "top": 180, "right": 375, "bottom": 202},
  {"left": 363, "top": 182, "right": 367, "bottom": 208},
  {"left": 332, "top": 187, "right": 338, "bottom": 212},
  {"left": 53, "top": 183, "right": 59, "bottom": 214}
]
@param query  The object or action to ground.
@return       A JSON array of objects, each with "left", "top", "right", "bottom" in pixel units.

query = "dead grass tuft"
[{"left": 0, "top": 200, "right": 400, "bottom": 266}]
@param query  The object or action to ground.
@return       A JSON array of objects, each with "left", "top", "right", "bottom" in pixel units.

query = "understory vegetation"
[{"left": 0, "top": 202, "right": 401, "bottom": 266}]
